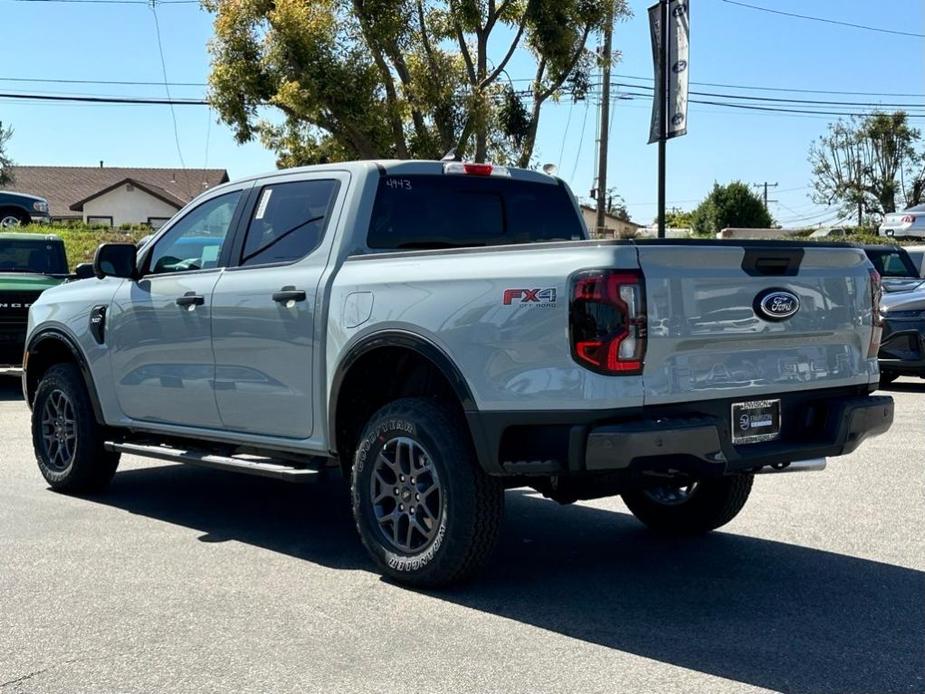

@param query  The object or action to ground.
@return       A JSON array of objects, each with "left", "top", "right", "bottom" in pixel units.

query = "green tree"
[
  {"left": 205, "top": 0, "right": 629, "bottom": 167},
  {"left": 690, "top": 181, "right": 772, "bottom": 237},
  {"left": 0, "top": 122, "right": 13, "bottom": 187},
  {"left": 809, "top": 111, "right": 923, "bottom": 222},
  {"left": 663, "top": 206, "right": 693, "bottom": 228}
]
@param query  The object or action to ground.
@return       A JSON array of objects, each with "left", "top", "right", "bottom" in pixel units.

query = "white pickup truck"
[{"left": 23, "top": 160, "right": 893, "bottom": 586}]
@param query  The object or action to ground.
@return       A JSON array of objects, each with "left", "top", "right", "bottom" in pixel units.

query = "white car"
[{"left": 879, "top": 204, "right": 925, "bottom": 238}]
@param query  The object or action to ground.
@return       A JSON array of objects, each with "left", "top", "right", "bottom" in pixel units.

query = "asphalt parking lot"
[{"left": 1, "top": 376, "right": 922, "bottom": 694}]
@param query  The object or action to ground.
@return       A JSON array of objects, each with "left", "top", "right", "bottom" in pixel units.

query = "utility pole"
[
  {"left": 752, "top": 181, "right": 778, "bottom": 210},
  {"left": 595, "top": 4, "right": 614, "bottom": 237}
]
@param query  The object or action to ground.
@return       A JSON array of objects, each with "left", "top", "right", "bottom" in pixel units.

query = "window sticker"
[
  {"left": 201, "top": 245, "right": 220, "bottom": 264},
  {"left": 255, "top": 188, "right": 273, "bottom": 220}
]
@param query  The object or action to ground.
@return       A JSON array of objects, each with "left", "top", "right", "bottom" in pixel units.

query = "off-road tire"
[
  {"left": 622, "top": 474, "right": 754, "bottom": 535},
  {"left": 32, "top": 363, "right": 120, "bottom": 494},
  {"left": 351, "top": 397, "right": 504, "bottom": 587}
]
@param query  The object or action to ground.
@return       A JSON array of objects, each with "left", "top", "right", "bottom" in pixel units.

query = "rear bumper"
[
  {"left": 476, "top": 386, "right": 893, "bottom": 477},
  {"left": 584, "top": 395, "right": 893, "bottom": 474}
]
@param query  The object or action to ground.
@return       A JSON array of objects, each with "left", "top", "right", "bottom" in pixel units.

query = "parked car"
[
  {"left": 878, "top": 285, "right": 925, "bottom": 384},
  {"left": 0, "top": 233, "right": 67, "bottom": 367},
  {"left": 809, "top": 226, "right": 850, "bottom": 239},
  {"left": 901, "top": 245, "right": 925, "bottom": 277},
  {"left": 0, "top": 191, "right": 51, "bottom": 227},
  {"left": 862, "top": 245, "right": 923, "bottom": 293},
  {"left": 23, "top": 160, "right": 893, "bottom": 586},
  {"left": 879, "top": 204, "right": 925, "bottom": 239}
]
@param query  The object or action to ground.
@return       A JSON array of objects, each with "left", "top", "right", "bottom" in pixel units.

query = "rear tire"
[
  {"left": 879, "top": 372, "right": 898, "bottom": 387},
  {"left": 351, "top": 397, "right": 504, "bottom": 587},
  {"left": 622, "top": 474, "right": 753, "bottom": 535},
  {"left": 31, "top": 364, "right": 119, "bottom": 494}
]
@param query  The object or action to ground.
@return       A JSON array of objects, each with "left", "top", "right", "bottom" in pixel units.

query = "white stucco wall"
[{"left": 82, "top": 184, "right": 179, "bottom": 226}]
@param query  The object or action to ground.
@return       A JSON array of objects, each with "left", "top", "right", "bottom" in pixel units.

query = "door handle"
[
  {"left": 273, "top": 288, "right": 307, "bottom": 304},
  {"left": 176, "top": 293, "right": 205, "bottom": 308}
]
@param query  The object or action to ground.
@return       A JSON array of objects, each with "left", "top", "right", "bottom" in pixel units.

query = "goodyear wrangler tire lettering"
[{"left": 350, "top": 397, "right": 504, "bottom": 587}]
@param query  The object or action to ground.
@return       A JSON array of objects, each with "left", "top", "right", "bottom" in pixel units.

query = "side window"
[
  {"left": 147, "top": 191, "right": 242, "bottom": 275},
  {"left": 240, "top": 179, "right": 338, "bottom": 267}
]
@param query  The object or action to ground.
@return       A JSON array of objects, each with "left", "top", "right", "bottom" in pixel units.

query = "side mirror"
[
  {"left": 73, "top": 263, "right": 95, "bottom": 280},
  {"left": 93, "top": 243, "right": 138, "bottom": 280}
]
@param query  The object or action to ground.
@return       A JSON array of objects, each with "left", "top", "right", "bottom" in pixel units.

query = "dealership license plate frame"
[{"left": 731, "top": 399, "right": 782, "bottom": 445}]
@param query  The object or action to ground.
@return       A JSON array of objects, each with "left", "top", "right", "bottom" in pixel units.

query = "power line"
[
  {"left": 5, "top": 0, "right": 198, "bottom": 4},
  {"left": 513, "top": 72, "right": 925, "bottom": 98},
  {"left": 0, "top": 76, "right": 207, "bottom": 87},
  {"left": 720, "top": 0, "right": 925, "bottom": 39},
  {"left": 150, "top": 2, "right": 192, "bottom": 198},
  {"left": 0, "top": 92, "right": 207, "bottom": 104},
  {"left": 609, "top": 82, "right": 925, "bottom": 109},
  {"left": 569, "top": 101, "right": 591, "bottom": 183}
]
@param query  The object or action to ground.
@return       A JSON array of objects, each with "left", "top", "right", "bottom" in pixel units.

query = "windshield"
[
  {"left": 0, "top": 239, "right": 68, "bottom": 274},
  {"left": 866, "top": 249, "right": 918, "bottom": 278}
]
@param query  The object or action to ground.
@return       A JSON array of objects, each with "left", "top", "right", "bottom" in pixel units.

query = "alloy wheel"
[
  {"left": 369, "top": 436, "right": 444, "bottom": 553},
  {"left": 40, "top": 389, "right": 78, "bottom": 471}
]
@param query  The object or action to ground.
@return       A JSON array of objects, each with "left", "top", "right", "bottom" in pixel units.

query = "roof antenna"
[{"left": 441, "top": 148, "right": 461, "bottom": 162}]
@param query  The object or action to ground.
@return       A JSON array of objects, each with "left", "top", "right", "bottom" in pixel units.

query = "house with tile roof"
[{"left": 0, "top": 165, "right": 229, "bottom": 228}]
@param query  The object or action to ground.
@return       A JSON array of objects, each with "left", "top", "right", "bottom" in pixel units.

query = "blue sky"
[{"left": 3, "top": 0, "right": 923, "bottom": 226}]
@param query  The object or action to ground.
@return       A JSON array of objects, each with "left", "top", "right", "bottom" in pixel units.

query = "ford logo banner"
[{"left": 754, "top": 289, "right": 800, "bottom": 321}]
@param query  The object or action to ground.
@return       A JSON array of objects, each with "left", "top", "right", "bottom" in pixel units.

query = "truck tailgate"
[{"left": 637, "top": 243, "right": 877, "bottom": 405}]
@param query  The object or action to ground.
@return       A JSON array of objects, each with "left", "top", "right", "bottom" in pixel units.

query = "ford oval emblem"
[{"left": 754, "top": 288, "right": 800, "bottom": 321}]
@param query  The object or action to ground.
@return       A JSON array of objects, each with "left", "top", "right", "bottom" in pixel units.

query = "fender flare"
[
  {"left": 24, "top": 328, "right": 105, "bottom": 423},
  {"left": 328, "top": 330, "right": 497, "bottom": 472}
]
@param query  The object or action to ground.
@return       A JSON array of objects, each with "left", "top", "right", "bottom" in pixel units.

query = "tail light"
[
  {"left": 868, "top": 268, "right": 883, "bottom": 359},
  {"left": 901, "top": 215, "right": 915, "bottom": 224},
  {"left": 569, "top": 269, "right": 646, "bottom": 375}
]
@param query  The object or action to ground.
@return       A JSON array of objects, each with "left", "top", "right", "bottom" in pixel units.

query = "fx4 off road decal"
[{"left": 502, "top": 288, "right": 557, "bottom": 307}]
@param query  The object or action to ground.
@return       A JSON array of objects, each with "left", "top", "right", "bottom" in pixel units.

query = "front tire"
[
  {"left": 351, "top": 397, "right": 504, "bottom": 587},
  {"left": 622, "top": 474, "right": 753, "bottom": 535},
  {"left": 31, "top": 364, "right": 119, "bottom": 494},
  {"left": 0, "top": 210, "right": 28, "bottom": 228}
]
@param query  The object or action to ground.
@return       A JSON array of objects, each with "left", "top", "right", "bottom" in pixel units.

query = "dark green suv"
[{"left": 0, "top": 233, "right": 67, "bottom": 367}]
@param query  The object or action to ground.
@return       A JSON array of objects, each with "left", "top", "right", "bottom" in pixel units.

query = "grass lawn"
[{"left": 16, "top": 224, "right": 149, "bottom": 270}]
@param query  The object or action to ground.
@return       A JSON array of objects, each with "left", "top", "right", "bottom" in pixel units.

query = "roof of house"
[
  {"left": 68, "top": 177, "right": 188, "bottom": 211},
  {"left": 0, "top": 166, "right": 229, "bottom": 218},
  {"left": 579, "top": 204, "right": 642, "bottom": 227}
]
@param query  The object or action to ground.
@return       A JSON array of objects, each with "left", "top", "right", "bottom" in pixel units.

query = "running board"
[{"left": 104, "top": 442, "right": 324, "bottom": 483}]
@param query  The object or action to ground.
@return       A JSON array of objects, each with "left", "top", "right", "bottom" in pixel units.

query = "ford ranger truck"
[
  {"left": 22, "top": 161, "right": 894, "bottom": 586},
  {"left": 1, "top": 233, "right": 67, "bottom": 368}
]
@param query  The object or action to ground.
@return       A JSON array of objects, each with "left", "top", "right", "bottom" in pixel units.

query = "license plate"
[
  {"left": 731, "top": 399, "right": 781, "bottom": 444},
  {"left": 885, "top": 229, "right": 895, "bottom": 236}
]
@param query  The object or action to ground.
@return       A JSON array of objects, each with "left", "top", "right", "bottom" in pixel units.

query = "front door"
[
  {"left": 107, "top": 189, "right": 245, "bottom": 429},
  {"left": 211, "top": 173, "right": 345, "bottom": 438}
]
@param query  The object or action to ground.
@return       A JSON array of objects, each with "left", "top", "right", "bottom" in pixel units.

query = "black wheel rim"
[
  {"left": 369, "top": 436, "right": 443, "bottom": 553},
  {"left": 41, "top": 389, "right": 77, "bottom": 471},
  {"left": 643, "top": 482, "right": 699, "bottom": 506}
]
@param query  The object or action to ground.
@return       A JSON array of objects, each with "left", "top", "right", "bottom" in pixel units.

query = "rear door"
[
  {"left": 209, "top": 171, "right": 347, "bottom": 438},
  {"left": 636, "top": 243, "right": 875, "bottom": 405}
]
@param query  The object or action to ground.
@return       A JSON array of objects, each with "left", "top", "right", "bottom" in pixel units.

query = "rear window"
[
  {"left": 0, "top": 239, "right": 67, "bottom": 275},
  {"left": 367, "top": 175, "right": 586, "bottom": 250}
]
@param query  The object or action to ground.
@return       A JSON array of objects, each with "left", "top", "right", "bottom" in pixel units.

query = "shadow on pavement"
[
  {"left": 93, "top": 465, "right": 923, "bottom": 694},
  {"left": 881, "top": 379, "right": 925, "bottom": 394},
  {"left": 0, "top": 375, "right": 23, "bottom": 401}
]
